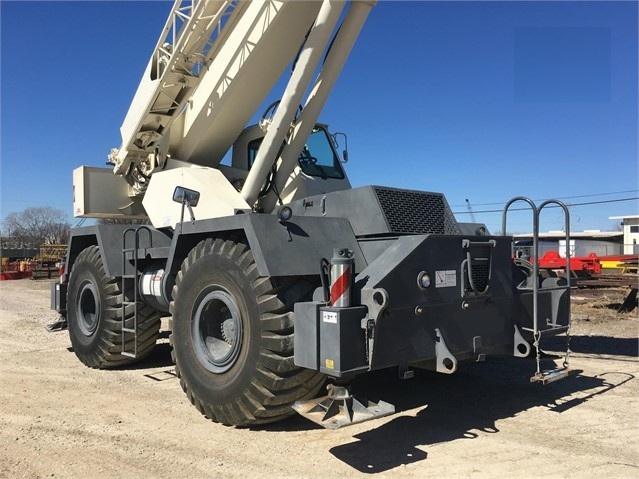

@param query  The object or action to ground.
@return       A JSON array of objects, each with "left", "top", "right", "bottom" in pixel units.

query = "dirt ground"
[{"left": 1, "top": 278, "right": 637, "bottom": 479}]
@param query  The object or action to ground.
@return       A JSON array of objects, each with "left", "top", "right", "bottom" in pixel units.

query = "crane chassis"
[{"left": 51, "top": 0, "right": 573, "bottom": 428}]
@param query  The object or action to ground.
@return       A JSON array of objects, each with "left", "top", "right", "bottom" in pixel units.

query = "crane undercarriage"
[{"left": 50, "top": 0, "right": 573, "bottom": 429}]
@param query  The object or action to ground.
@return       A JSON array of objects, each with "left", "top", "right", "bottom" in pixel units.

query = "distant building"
[
  {"left": 609, "top": 215, "right": 639, "bottom": 254},
  {"left": 513, "top": 230, "right": 624, "bottom": 257}
]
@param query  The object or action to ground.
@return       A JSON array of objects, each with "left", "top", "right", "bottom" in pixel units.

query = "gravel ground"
[{"left": 0, "top": 278, "right": 637, "bottom": 478}]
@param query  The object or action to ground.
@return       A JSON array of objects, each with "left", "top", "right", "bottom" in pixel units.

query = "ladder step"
[
  {"left": 517, "top": 285, "right": 571, "bottom": 292},
  {"left": 530, "top": 368, "right": 574, "bottom": 384},
  {"left": 121, "top": 226, "right": 151, "bottom": 360},
  {"left": 522, "top": 325, "right": 569, "bottom": 334},
  {"left": 545, "top": 323, "right": 569, "bottom": 330}
]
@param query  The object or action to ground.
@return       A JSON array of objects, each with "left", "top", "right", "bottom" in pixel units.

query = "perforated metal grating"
[
  {"left": 466, "top": 263, "right": 490, "bottom": 293},
  {"left": 373, "top": 187, "right": 461, "bottom": 235}
]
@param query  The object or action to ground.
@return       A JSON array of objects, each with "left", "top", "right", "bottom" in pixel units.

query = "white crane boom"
[
  {"left": 78, "top": 0, "right": 375, "bottom": 220},
  {"left": 110, "top": 0, "right": 247, "bottom": 179},
  {"left": 111, "top": 0, "right": 370, "bottom": 195}
]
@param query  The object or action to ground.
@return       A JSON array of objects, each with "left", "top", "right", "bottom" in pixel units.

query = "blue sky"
[{"left": 1, "top": 0, "right": 637, "bottom": 235}]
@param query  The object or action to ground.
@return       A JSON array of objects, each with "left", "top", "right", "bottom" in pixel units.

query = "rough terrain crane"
[{"left": 51, "top": 0, "right": 573, "bottom": 428}]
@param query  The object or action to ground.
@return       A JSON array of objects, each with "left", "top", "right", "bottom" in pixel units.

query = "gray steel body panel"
[
  {"left": 50, "top": 281, "right": 67, "bottom": 314},
  {"left": 358, "top": 238, "right": 399, "bottom": 265},
  {"left": 287, "top": 185, "right": 462, "bottom": 237},
  {"left": 65, "top": 225, "right": 171, "bottom": 277},
  {"left": 59, "top": 188, "right": 569, "bottom": 379},
  {"left": 318, "top": 306, "right": 368, "bottom": 377},
  {"left": 166, "top": 213, "right": 365, "bottom": 277},
  {"left": 294, "top": 233, "right": 569, "bottom": 376},
  {"left": 354, "top": 234, "right": 569, "bottom": 371},
  {"left": 458, "top": 222, "right": 490, "bottom": 235},
  {"left": 64, "top": 214, "right": 365, "bottom": 281},
  {"left": 294, "top": 302, "right": 322, "bottom": 370},
  {"left": 63, "top": 185, "right": 462, "bottom": 281},
  {"left": 358, "top": 234, "right": 515, "bottom": 370},
  {"left": 65, "top": 225, "right": 173, "bottom": 278}
]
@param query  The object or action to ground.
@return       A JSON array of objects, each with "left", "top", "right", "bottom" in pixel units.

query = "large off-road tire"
[
  {"left": 170, "top": 236, "right": 325, "bottom": 426},
  {"left": 67, "top": 246, "right": 161, "bottom": 369}
]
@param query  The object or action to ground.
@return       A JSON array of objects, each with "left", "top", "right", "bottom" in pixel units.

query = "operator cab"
[{"left": 227, "top": 124, "right": 352, "bottom": 203}]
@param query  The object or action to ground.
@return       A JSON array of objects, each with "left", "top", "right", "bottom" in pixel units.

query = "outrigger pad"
[
  {"left": 292, "top": 384, "right": 395, "bottom": 429},
  {"left": 45, "top": 317, "right": 68, "bottom": 332}
]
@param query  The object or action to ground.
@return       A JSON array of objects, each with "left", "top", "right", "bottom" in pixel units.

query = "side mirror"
[
  {"left": 331, "top": 132, "right": 349, "bottom": 163},
  {"left": 173, "top": 187, "right": 200, "bottom": 224},
  {"left": 173, "top": 186, "right": 200, "bottom": 207}
]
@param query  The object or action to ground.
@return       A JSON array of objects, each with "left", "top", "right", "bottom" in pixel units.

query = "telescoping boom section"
[
  {"left": 100, "top": 0, "right": 373, "bottom": 217},
  {"left": 54, "top": 0, "right": 573, "bottom": 431}
]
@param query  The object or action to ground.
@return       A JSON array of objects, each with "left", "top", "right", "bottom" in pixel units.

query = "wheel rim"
[
  {"left": 192, "top": 288, "right": 243, "bottom": 373},
  {"left": 76, "top": 280, "right": 100, "bottom": 336}
]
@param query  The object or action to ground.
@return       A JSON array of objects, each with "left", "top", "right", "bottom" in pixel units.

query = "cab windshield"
[
  {"left": 248, "top": 126, "right": 344, "bottom": 179},
  {"left": 297, "top": 126, "right": 345, "bottom": 179}
]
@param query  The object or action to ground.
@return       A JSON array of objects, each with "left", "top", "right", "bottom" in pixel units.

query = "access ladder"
[
  {"left": 121, "top": 226, "right": 153, "bottom": 358},
  {"left": 502, "top": 197, "right": 573, "bottom": 384}
]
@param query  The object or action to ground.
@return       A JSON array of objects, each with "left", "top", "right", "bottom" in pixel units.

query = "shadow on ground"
[
  {"left": 66, "top": 330, "right": 637, "bottom": 473},
  {"left": 325, "top": 357, "right": 633, "bottom": 473},
  {"left": 66, "top": 341, "right": 175, "bottom": 371},
  {"left": 542, "top": 334, "right": 638, "bottom": 357}
]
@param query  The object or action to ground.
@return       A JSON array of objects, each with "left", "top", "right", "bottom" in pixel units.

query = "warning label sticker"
[
  {"left": 322, "top": 311, "right": 338, "bottom": 324},
  {"left": 435, "top": 270, "right": 457, "bottom": 288}
]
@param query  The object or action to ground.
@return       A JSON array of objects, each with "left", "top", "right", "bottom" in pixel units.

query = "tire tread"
[
  {"left": 68, "top": 246, "right": 161, "bottom": 369},
  {"left": 170, "top": 236, "right": 325, "bottom": 426}
]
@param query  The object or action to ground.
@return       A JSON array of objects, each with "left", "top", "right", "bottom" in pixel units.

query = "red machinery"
[{"left": 537, "top": 251, "right": 601, "bottom": 276}]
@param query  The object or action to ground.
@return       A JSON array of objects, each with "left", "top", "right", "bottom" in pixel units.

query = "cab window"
[
  {"left": 298, "top": 127, "right": 344, "bottom": 179},
  {"left": 247, "top": 126, "right": 344, "bottom": 179}
]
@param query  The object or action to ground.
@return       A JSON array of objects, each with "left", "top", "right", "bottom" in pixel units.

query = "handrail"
[
  {"left": 502, "top": 196, "right": 540, "bottom": 341},
  {"left": 537, "top": 200, "right": 571, "bottom": 331},
  {"left": 503, "top": 196, "right": 573, "bottom": 379}
]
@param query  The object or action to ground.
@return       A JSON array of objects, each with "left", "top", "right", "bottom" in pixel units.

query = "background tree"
[{"left": 2, "top": 207, "right": 71, "bottom": 247}]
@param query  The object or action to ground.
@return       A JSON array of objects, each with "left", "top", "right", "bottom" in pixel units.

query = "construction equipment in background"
[
  {"left": 537, "top": 251, "right": 602, "bottom": 277},
  {"left": 600, "top": 254, "right": 639, "bottom": 274},
  {"left": 1, "top": 244, "right": 66, "bottom": 280},
  {"left": 465, "top": 198, "right": 477, "bottom": 223}
]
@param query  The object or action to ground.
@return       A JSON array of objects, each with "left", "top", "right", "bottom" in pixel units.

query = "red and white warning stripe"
[{"left": 330, "top": 261, "right": 352, "bottom": 307}]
